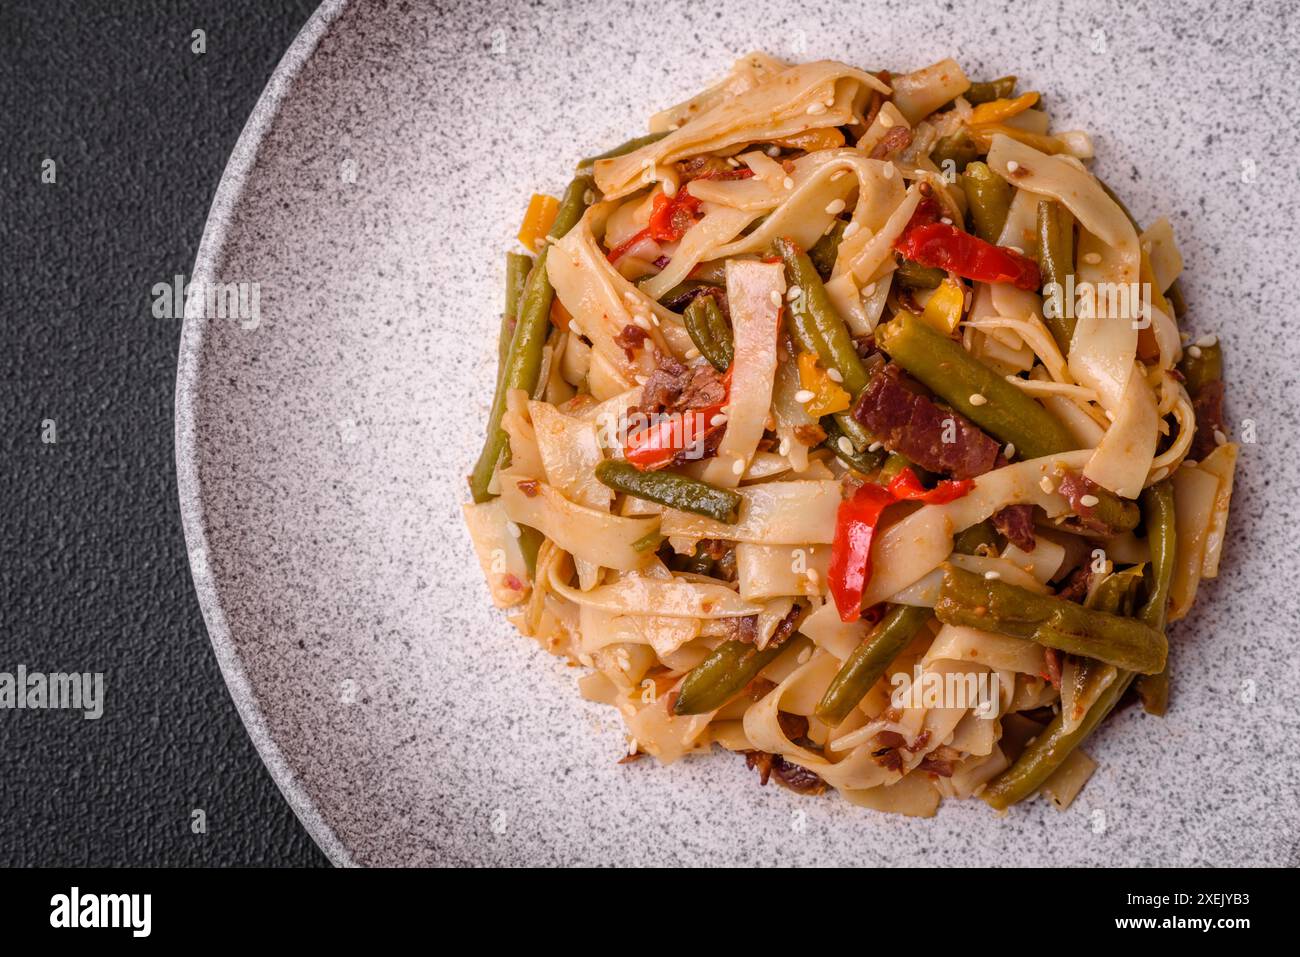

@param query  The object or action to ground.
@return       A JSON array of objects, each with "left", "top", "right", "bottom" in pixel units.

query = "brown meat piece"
[
  {"left": 992, "top": 504, "right": 1037, "bottom": 552},
  {"left": 851, "top": 364, "right": 1001, "bottom": 478},
  {"left": 1055, "top": 565, "right": 1093, "bottom": 604},
  {"left": 1056, "top": 470, "right": 1127, "bottom": 535},
  {"left": 869, "top": 125, "right": 914, "bottom": 160},
  {"left": 742, "top": 751, "right": 827, "bottom": 795},
  {"left": 639, "top": 354, "right": 727, "bottom": 415},
  {"left": 614, "top": 324, "right": 649, "bottom": 361},
  {"left": 1189, "top": 379, "right": 1226, "bottom": 461}
]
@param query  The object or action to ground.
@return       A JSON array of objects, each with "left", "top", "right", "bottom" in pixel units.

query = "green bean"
[
  {"left": 469, "top": 176, "right": 594, "bottom": 502},
  {"left": 658, "top": 279, "right": 718, "bottom": 312},
  {"left": 676, "top": 544, "right": 716, "bottom": 577},
  {"left": 965, "top": 76, "right": 1017, "bottom": 105},
  {"left": 517, "top": 526, "right": 543, "bottom": 577},
  {"left": 1166, "top": 278, "right": 1188, "bottom": 319},
  {"left": 631, "top": 529, "right": 665, "bottom": 553},
  {"left": 961, "top": 161, "right": 1012, "bottom": 243},
  {"left": 815, "top": 605, "right": 932, "bottom": 726},
  {"left": 894, "top": 259, "right": 946, "bottom": 289},
  {"left": 876, "top": 311, "right": 1077, "bottom": 459},
  {"left": 595, "top": 460, "right": 741, "bottom": 524},
  {"left": 983, "top": 669, "right": 1135, "bottom": 810},
  {"left": 1135, "top": 480, "right": 1176, "bottom": 715},
  {"left": 675, "top": 635, "right": 806, "bottom": 715},
  {"left": 822, "top": 415, "right": 887, "bottom": 473},
  {"left": 776, "top": 237, "right": 870, "bottom": 396},
  {"left": 876, "top": 452, "right": 911, "bottom": 485},
  {"left": 808, "top": 220, "right": 848, "bottom": 280},
  {"left": 683, "top": 294, "right": 732, "bottom": 372},
  {"left": 1036, "top": 200, "right": 1076, "bottom": 354},
  {"left": 953, "top": 520, "right": 998, "bottom": 557},
  {"left": 1178, "top": 340, "right": 1222, "bottom": 398},
  {"left": 934, "top": 564, "right": 1167, "bottom": 674},
  {"left": 930, "top": 132, "right": 982, "bottom": 176},
  {"left": 576, "top": 131, "right": 670, "bottom": 170},
  {"left": 980, "top": 575, "right": 1135, "bottom": 810}
]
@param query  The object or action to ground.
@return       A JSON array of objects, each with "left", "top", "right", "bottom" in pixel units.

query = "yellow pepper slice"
[
  {"left": 518, "top": 193, "right": 560, "bottom": 251},
  {"left": 968, "top": 123, "right": 1068, "bottom": 156},
  {"left": 919, "top": 278, "right": 966, "bottom": 335},
  {"left": 968, "top": 91, "right": 1040, "bottom": 126},
  {"left": 769, "top": 128, "right": 846, "bottom": 152},
  {"left": 797, "top": 351, "right": 851, "bottom": 417}
]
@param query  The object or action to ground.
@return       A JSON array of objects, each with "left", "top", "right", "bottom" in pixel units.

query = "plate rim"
[{"left": 173, "top": 0, "right": 352, "bottom": 868}]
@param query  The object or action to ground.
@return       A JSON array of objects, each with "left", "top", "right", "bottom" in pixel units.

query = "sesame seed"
[
  {"left": 984, "top": 571, "right": 1001, "bottom": 580},
  {"left": 862, "top": 282, "right": 877, "bottom": 297},
  {"left": 506, "top": 520, "right": 521, "bottom": 538},
  {"left": 825, "top": 198, "right": 846, "bottom": 215},
  {"left": 843, "top": 221, "right": 860, "bottom": 239},
  {"left": 1004, "top": 443, "right": 1016, "bottom": 458},
  {"left": 837, "top": 436, "right": 854, "bottom": 455},
  {"left": 727, "top": 157, "right": 740, "bottom": 168},
  {"left": 766, "top": 145, "right": 781, "bottom": 157},
  {"left": 1213, "top": 429, "right": 1227, "bottom": 445},
  {"left": 941, "top": 217, "right": 953, "bottom": 225},
  {"left": 1039, "top": 476, "right": 1056, "bottom": 494},
  {"left": 879, "top": 113, "right": 894, "bottom": 128},
  {"left": 1104, "top": 410, "right": 1116, "bottom": 422},
  {"left": 797, "top": 646, "right": 813, "bottom": 664},
  {"left": 868, "top": 441, "right": 884, "bottom": 452},
  {"left": 969, "top": 393, "right": 988, "bottom": 406},
  {"left": 583, "top": 189, "right": 595, "bottom": 205},
  {"left": 830, "top": 170, "right": 846, "bottom": 181},
  {"left": 710, "top": 413, "right": 728, "bottom": 427},
  {"left": 684, "top": 347, "right": 701, "bottom": 360},
  {"left": 634, "top": 374, "right": 649, "bottom": 385},
  {"left": 806, "top": 567, "right": 820, "bottom": 583},
  {"left": 1197, "top": 334, "right": 1218, "bottom": 347},
  {"left": 1079, "top": 494, "right": 1100, "bottom": 507},
  {"left": 1007, "top": 245, "right": 1024, "bottom": 256},
  {"left": 794, "top": 389, "right": 816, "bottom": 403},
  {"left": 662, "top": 180, "right": 677, "bottom": 197},
  {"left": 1184, "top": 459, "right": 1198, "bottom": 468},
  {"left": 806, "top": 102, "right": 827, "bottom": 115},
  {"left": 787, "top": 286, "right": 802, "bottom": 301},
  {"left": 634, "top": 315, "right": 652, "bottom": 330},
  {"left": 1083, "top": 252, "right": 1102, "bottom": 264},
  {"left": 732, "top": 457, "right": 746, "bottom": 476},
  {"left": 1006, "top": 160, "right": 1020, "bottom": 172},
  {"left": 826, "top": 368, "right": 843, "bottom": 383},
  {"left": 783, "top": 176, "right": 795, "bottom": 190},
  {"left": 769, "top": 290, "right": 782, "bottom": 307},
  {"left": 1187, "top": 345, "right": 1203, "bottom": 358},
  {"left": 779, "top": 438, "right": 792, "bottom": 456},
  {"left": 882, "top": 164, "right": 894, "bottom": 179}
]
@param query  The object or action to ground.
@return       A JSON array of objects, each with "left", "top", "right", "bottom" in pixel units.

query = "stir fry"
[{"left": 462, "top": 54, "right": 1237, "bottom": 816}]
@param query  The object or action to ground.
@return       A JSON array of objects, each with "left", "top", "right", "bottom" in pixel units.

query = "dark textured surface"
[{"left": 0, "top": 0, "right": 328, "bottom": 866}]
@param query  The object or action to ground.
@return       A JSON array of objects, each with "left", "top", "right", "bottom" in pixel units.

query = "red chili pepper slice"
[
  {"left": 648, "top": 190, "right": 702, "bottom": 243},
  {"left": 606, "top": 226, "right": 653, "bottom": 264},
  {"left": 623, "top": 369, "right": 732, "bottom": 470},
  {"left": 894, "top": 198, "right": 1040, "bottom": 290},
  {"left": 827, "top": 483, "right": 896, "bottom": 623},
  {"left": 886, "top": 467, "right": 975, "bottom": 505}
]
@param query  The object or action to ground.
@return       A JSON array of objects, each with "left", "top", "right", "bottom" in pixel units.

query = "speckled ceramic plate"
[{"left": 176, "top": 0, "right": 1300, "bottom": 866}]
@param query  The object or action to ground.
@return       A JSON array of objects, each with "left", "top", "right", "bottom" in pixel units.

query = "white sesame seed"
[
  {"left": 1079, "top": 494, "right": 1100, "bottom": 507},
  {"left": 1007, "top": 245, "right": 1025, "bottom": 256},
  {"left": 1004, "top": 443, "right": 1016, "bottom": 458},
  {"left": 732, "top": 457, "right": 746, "bottom": 476},
  {"left": 1197, "top": 334, "right": 1218, "bottom": 348},
  {"left": 806, "top": 567, "right": 820, "bottom": 585},
  {"left": 984, "top": 571, "right": 1002, "bottom": 580},
  {"left": 831, "top": 170, "right": 847, "bottom": 181},
  {"left": 506, "top": 520, "right": 521, "bottom": 538},
  {"left": 710, "top": 413, "right": 728, "bottom": 427},
  {"left": 797, "top": 646, "right": 813, "bottom": 664},
  {"left": 634, "top": 314, "right": 652, "bottom": 330},
  {"left": 1213, "top": 429, "right": 1227, "bottom": 445},
  {"left": 634, "top": 374, "right": 649, "bottom": 385},
  {"left": 1104, "top": 410, "right": 1116, "bottom": 422},
  {"left": 569, "top": 320, "right": 585, "bottom": 339},
  {"left": 1039, "top": 476, "right": 1056, "bottom": 494},
  {"left": 684, "top": 347, "right": 701, "bottom": 360},
  {"left": 882, "top": 164, "right": 894, "bottom": 179},
  {"left": 862, "top": 282, "right": 877, "bottom": 297},
  {"left": 969, "top": 393, "right": 988, "bottom": 406},
  {"left": 825, "top": 198, "right": 847, "bottom": 215},
  {"left": 627, "top": 736, "right": 639, "bottom": 755},
  {"left": 1184, "top": 459, "right": 1198, "bottom": 468},
  {"left": 769, "top": 290, "right": 782, "bottom": 307},
  {"left": 779, "top": 438, "right": 792, "bottom": 456},
  {"left": 787, "top": 286, "right": 802, "bottom": 301},
  {"left": 826, "top": 368, "right": 844, "bottom": 383},
  {"left": 879, "top": 113, "right": 894, "bottom": 128},
  {"left": 941, "top": 216, "right": 954, "bottom": 225},
  {"left": 837, "top": 436, "right": 854, "bottom": 455},
  {"left": 662, "top": 179, "right": 677, "bottom": 198},
  {"left": 794, "top": 389, "right": 816, "bottom": 403},
  {"left": 783, "top": 176, "right": 795, "bottom": 190},
  {"left": 1083, "top": 252, "right": 1102, "bottom": 265},
  {"left": 583, "top": 189, "right": 595, "bottom": 205},
  {"left": 1006, "top": 160, "right": 1020, "bottom": 172},
  {"left": 868, "top": 441, "right": 884, "bottom": 452},
  {"left": 1187, "top": 345, "right": 1203, "bottom": 358},
  {"left": 843, "top": 221, "right": 860, "bottom": 239},
  {"left": 807, "top": 101, "right": 827, "bottom": 115},
  {"left": 727, "top": 157, "right": 740, "bottom": 168},
  {"left": 766, "top": 145, "right": 781, "bottom": 157}
]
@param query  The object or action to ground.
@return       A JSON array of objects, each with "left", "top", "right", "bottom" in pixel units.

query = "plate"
[{"left": 177, "top": 0, "right": 1299, "bottom": 865}]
